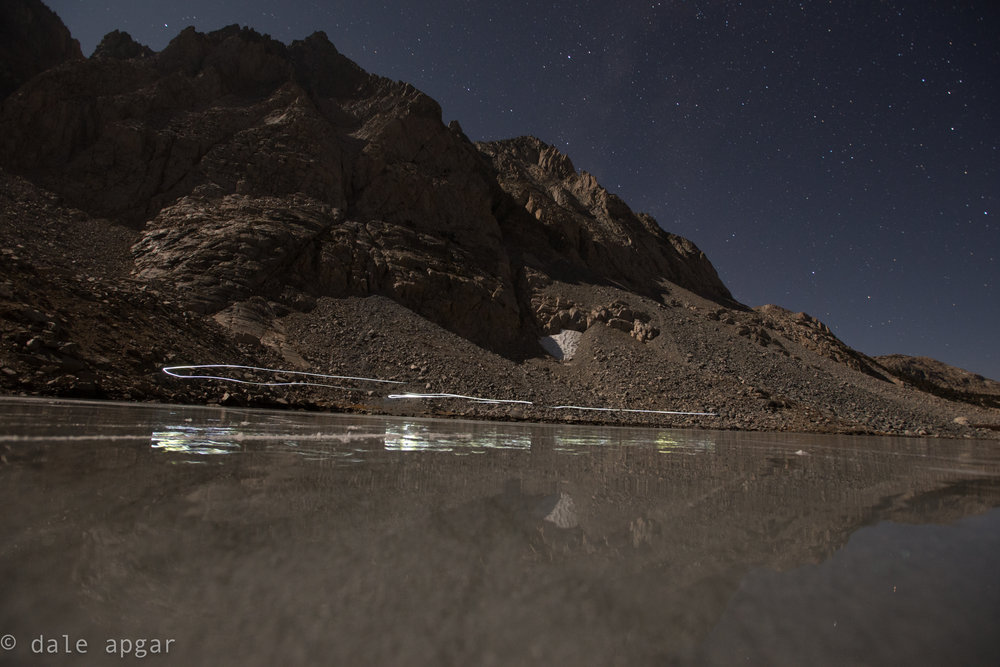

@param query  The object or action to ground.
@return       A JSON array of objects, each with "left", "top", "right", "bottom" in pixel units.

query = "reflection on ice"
[
  {"left": 655, "top": 432, "right": 716, "bottom": 455},
  {"left": 540, "top": 490, "right": 578, "bottom": 528},
  {"left": 383, "top": 421, "right": 531, "bottom": 452},
  {"left": 2, "top": 398, "right": 1000, "bottom": 667},
  {"left": 147, "top": 418, "right": 722, "bottom": 461},
  {"left": 151, "top": 427, "right": 241, "bottom": 455},
  {"left": 149, "top": 420, "right": 385, "bottom": 462},
  {"left": 550, "top": 429, "right": 717, "bottom": 455}
]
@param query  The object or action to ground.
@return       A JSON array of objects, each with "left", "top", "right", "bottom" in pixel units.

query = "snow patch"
[{"left": 539, "top": 329, "right": 583, "bottom": 361}]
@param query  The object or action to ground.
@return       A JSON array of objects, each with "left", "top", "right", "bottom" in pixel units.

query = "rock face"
[
  {"left": 92, "top": 30, "right": 154, "bottom": 61},
  {"left": 876, "top": 354, "right": 1000, "bottom": 409},
  {"left": 0, "top": 0, "right": 82, "bottom": 100},
  {"left": 480, "top": 136, "right": 733, "bottom": 306},
  {"left": 0, "top": 23, "right": 732, "bottom": 357},
  {"left": 1, "top": 10, "right": 997, "bottom": 436},
  {"left": 131, "top": 190, "right": 522, "bottom": 355},
  {"left": 755, "top": 304, "right": 891, "bottom": 381},
  {"left": 0, "top": 26, "right": 528, "bottom": 353}
]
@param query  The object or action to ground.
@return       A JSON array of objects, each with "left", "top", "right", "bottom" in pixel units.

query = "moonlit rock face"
[{"left": 539, "top": 329, "right": 583, "bottom": 361}]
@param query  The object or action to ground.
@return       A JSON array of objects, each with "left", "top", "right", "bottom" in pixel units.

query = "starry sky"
[{"left": 45, "top": 0, "right": 999, "bottom": 380}]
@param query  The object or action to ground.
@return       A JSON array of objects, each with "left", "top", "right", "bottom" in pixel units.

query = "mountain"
[
  {"left": 875, "top": 354, "right": 1000, "bottom": 410},
  {"left": 0, "top": 0, "right": 82, "bottom": 99},
  {"left": 0, "top": 6, "right": 996, "bottom": 437}
]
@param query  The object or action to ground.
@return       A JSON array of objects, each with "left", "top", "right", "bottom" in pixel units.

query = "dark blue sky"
[{"left": 45, "top": 1, "right": 999, "bottom": 380}]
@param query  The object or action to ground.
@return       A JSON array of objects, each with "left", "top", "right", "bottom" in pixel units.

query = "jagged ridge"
[{"left": 0, "top": 20, "right": 734, "bottom": 358}]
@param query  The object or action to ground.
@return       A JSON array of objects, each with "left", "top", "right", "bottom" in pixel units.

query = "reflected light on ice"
[
  {"left": 151, "top": 427, "right": 241, "bottom": 455},
  {"left": 383, "top": 422, "right": 531, "bottom": 452},
  {"left": 656, "top": 432, "right": 717, "bottom": 455}
]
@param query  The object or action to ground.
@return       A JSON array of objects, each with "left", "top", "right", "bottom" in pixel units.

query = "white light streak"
[{"left": 162, "top": 365, "right": 717, "bottom": 417}]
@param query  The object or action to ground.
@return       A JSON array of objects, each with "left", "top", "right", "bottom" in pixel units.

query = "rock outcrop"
[
  {"left": 755, "top": 304, "right": 891, "bottom": 381},
  {"left": 132, "top": 191, "right": 523, "bottom": 356},
  {"left": 876, "top": 354, "right": 1000, "bottom": 409},
  {"left": 480, "top": 136, "right": 733, "bottom": 305},
  {"left": 91, "top": 30, "right": 154, "bottom": 61},
  {"left": 0, "top": 0, "right": 82, "bottom": 100},
  {"left": 0, "top": 25, "right": 528, "bottom": 353}
]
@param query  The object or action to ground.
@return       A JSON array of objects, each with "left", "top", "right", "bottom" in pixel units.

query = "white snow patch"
[{"left": 539, "top": 329, "right": 583, "bottom": 361}]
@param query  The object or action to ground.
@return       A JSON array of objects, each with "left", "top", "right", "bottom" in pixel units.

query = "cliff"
[
  {"left": 0, "top": 24, "right": 734, "bottom": 357},
  {"left": 0, "top": 0, "right": 82, "bottom": 100}
]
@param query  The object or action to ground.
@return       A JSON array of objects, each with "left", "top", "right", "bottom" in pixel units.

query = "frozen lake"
[{"left": 1, "top": 397, "right": 998, "bottom": 665}]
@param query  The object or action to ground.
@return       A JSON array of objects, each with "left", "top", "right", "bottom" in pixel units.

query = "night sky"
[{"left": 44, "top": 1, "right": 999, "bottom": 380}]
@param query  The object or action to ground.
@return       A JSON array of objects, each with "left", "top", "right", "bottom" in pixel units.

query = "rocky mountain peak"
[
  {"left": 0, "top": 17, "right": 740, "bottom": 356},
  {"left": 479, "top": 137, "right": 734, "bottom": 305},
  {"left": 492, "top": 135, "right": 578, "bottom": 180},
  {"left": 92, "top": 30, "right": 154, "bottom": 61},
  {"left": 0, "top": 0, "right": 83, "bottom": 100},
  {"left": 156, "top": 24, "right": 294, "bottom": 95}
]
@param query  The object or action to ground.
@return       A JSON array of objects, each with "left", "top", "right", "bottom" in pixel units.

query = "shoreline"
[{"left": 3, "top": 391, "right": 996, "bottom": 440}]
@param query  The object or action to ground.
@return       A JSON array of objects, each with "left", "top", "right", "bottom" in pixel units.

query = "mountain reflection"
[{"left": 2, "top": 398, "right": 999, "bottom": 666}]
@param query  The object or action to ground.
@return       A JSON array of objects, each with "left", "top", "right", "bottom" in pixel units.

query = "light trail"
[
  {"left": 162, "top": 365, "right": 717, "bottom": 416},
  {"left": 162, "top": 364, "right": 406, "bottom": 391},
  {"left": 388, "top": 392, "right": 535, "bottom": 405},
  {"left": 548, "top": 405, "right": 718, "bottom": 416}
]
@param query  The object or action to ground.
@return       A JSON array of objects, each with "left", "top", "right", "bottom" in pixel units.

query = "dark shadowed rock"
[
  {"left": 92, "top": 30, "right": 154, "bottom": 60},
  {"left": 0, "top": 0, "right": 82, "bottom": 100}
]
